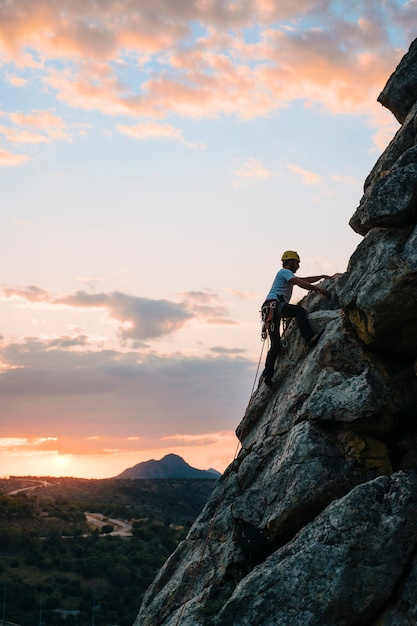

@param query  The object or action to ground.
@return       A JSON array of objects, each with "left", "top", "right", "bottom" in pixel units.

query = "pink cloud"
[
  {"left": 118, "top": 120, "right": 185, "bottom": 140},
  {"left": 234, "top": 158, "right": 272, "bottom": 181},
  {"left": 6, "top": 74, "right": 27, "bottom": 86},
  {"left": 258, "top": 29, "right": 399, "bottom": 118},
  {"left": 2, "top": 285, "right": 52, "bottom": 302},
  {"left": 287, "top": 163, "right": 324, "bottom": 185},
  {"left": 117, "top": 120, "right": 205, "bottom": 148},
  {"left": 0, "top": 109, "right": 71, "bottom": 145},
  {"left": 0, "top": 125, "right": 51, "bottom": 145},
  {"left": 44, "top": 64, "right": 131, "bottom": 116},
  {"left": 0, "top": 0, "right": 410, "bottom": 154},
  {"left": 10, "top": 109, "right": 66, "bottom": 130},
  {"left": 0, "top": 147, "right": 30, "bottom": 166}
]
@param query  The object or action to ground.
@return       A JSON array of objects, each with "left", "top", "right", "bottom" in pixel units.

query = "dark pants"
[{"left": 263, "top": 303, "right": 314, "bottom": 379}]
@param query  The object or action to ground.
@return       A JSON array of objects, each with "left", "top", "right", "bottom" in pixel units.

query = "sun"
[{"left": 53, "top": 453, "right": 72, "bottom": 472}]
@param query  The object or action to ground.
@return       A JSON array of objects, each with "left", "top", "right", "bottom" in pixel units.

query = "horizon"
[
  {"left": 1, "top": 451, "right": 223, "bottom": 480},
  {"left": 1, "top": 1, "right": 415, "bottom": 479}
]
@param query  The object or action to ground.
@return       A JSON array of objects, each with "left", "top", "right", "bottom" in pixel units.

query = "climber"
[{"left": 261, "top": 250, "right": 331, "bottom": 386}]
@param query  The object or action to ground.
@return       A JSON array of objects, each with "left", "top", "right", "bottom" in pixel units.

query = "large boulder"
[
  {"left": 378, "top": 38, "right": 417, "bottom": 123},
  {"left": 337, "top": 224, "right": 417, "bottom": 353},
  {"left": 215, "top": 473, "right": 417, "bottom": 626}
]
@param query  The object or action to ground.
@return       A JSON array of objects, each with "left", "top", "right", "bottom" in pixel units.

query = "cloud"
[
  {"left": 0, "top": 146, "right": 30, "bottom": 166},
  {"left": 2, "top": 285, "right": 52, "bottom": 302},
  {"left": 0, "top": 437, "right": 32, "bottom": 449},
  {"left": 0, "top": 430, "right": 239, "bottom": 476},
  {"left": 371, "top": 120, "right": 400, "bottom": 152},
  {"left": 1, "top": 285, "right": 236, "bottom": 342},
  {"left": 287, "top": 162, "right": 324, "bottom": 185},
  {"left": 57, "top": 290, "right": 193, "bottom": 342},
  {"left": 233, "top": 158, "right": 272, "bottom": 184},
  {"left": 211, "top": 346, "right": 246, "bottom": 354},
  {"left": 233, "top": 157, "right": 361, "bottom": 189},
  {"left": 224, "top": 288, "right": 258, "bottom": 300},
  {"left": 117, "top": 120, "right": 205, "bottom": 148},
  {"left": 0, "top": 109, "right": 71, "bottom": 145},
  {"left": 0, "top": 336, "right": 254, "bottom": 440},
  {"left": 0, "top": 435, "right": 138, "bottom": 457},
  {"left": 180, "top": 290, "right": 237, "bottom": 325},
  {"left": 0, "top": 125, "right": 51, "bottom": 145},
  {"left": 160, "top": 431, "right": 234, "bottom": 447},
  {"left": 0, "top": 0, "right": 408, "bottom": 153},
  {"left": 6, "top": 74, "right": 27, "bottom": 86},
  {"left": 10, "top": 109, "right": 70, "bottom": 139}
]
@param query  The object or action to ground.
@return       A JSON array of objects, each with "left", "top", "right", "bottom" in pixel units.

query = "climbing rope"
[
  {"left": 248, "top": 337, "right": 267, "bottom": 401},
  {"left": 173, "top": 340, "right": 267, "bottom": 625}
]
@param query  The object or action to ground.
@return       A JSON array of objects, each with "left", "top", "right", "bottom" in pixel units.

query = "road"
[
  {"left": 4, "top": 480, "right": 132, "bottom": 537},
  {"left": 4, "top": 479, "right": 132, "bottom": 537},
  {"left": 8, "top": 479, "right": 51, "bottom": 495},
  {"left": 84, "top": 512, "right": 133, "bottom": 537}
]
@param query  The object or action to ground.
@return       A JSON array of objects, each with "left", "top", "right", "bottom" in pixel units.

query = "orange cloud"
[
  {"left": 257, "top": 26, "right": 402, "bottom": 124},
  {"left": 117, "top": 120, "right": 205, "bottom": 148},
  {"left": 6, "top": 74, "right": 27, "bottom": 86},
  {"left": 287, "top": 163, "right": 324, "bottom": 185},
  {"left": 0, "top": 1, "right": 409, "bottom": 159},
  {"left": 0, "top": 109, "right": 71, "bottom": 145},
  {"left": 0, "top": 147, "right": 29, "bottom": 166},
  {"left": 0, "top": 431, "right": 239, "bottom": 477},
  {"left": 0, "top": 125, "right": 51, "bottom": 144}
]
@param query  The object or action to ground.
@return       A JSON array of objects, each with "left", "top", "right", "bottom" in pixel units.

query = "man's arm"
[
  {"left": 297, "top": 274, "right": 331, "bottom": 283},
  {"left": 290, "top": 276, "right": 331, "bottom": 298}
]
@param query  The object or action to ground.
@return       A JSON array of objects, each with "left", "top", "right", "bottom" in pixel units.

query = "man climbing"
[{"left": 261, "top": 250, "right": 331, "bottom": 386}]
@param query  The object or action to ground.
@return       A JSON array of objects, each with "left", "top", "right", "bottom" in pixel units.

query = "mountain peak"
[{"left": 115, "top": 454, "right": 220, "bottom": 480}]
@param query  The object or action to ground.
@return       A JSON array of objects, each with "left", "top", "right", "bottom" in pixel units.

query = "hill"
[{"left": 115, "top": 453, "right": 221, "bottom": 480}]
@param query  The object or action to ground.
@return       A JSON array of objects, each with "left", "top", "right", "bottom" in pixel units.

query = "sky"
[{"left": 0, "top": 0, "right": 415, "bottom": 479}]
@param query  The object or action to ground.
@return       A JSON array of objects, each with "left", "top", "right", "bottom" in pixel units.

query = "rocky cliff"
[{"left": 135, "top": 40, "right": 417, "bottom": 626}]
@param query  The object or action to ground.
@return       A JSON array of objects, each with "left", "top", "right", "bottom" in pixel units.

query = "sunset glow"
[{"left": 0, "top": 0, "right": 413, "bottom": 478}]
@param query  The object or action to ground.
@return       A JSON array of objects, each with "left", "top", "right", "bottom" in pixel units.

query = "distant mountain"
[{"left": 115, "top": 454, "right": 221, "bottom": 480}]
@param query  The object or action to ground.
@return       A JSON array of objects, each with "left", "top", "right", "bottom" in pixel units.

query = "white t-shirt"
[{"left": 265, "top": 268, "right": 295, "bottom": 303}]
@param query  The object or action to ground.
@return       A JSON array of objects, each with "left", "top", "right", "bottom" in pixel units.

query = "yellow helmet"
[{"left": 281, "top": 250, "right": 300, "bottom": 263}]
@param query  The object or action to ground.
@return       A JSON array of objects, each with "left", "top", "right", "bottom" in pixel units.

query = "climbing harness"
[
  {"left": 261, "top": 300, "right": 277, "bottom": 340},
  {"left": 260, "top": 298, "right": 288, "bottom": 348}
]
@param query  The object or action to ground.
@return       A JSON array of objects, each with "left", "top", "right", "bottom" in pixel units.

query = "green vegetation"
[{"left": 0, "top": 477, "right": 216, "bottom": 625}]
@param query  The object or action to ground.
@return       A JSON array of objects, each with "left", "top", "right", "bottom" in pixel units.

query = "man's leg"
[
  {"left": 280, "top": 303, "right": 314, "bottom": 343},
  {"left": 263, "top": 308, "right": 282, "bottom": 382}
]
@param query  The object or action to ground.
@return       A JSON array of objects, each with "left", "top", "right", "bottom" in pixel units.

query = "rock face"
[{"left": 135, "top": 41, "right": 417, "bottom": 626}]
